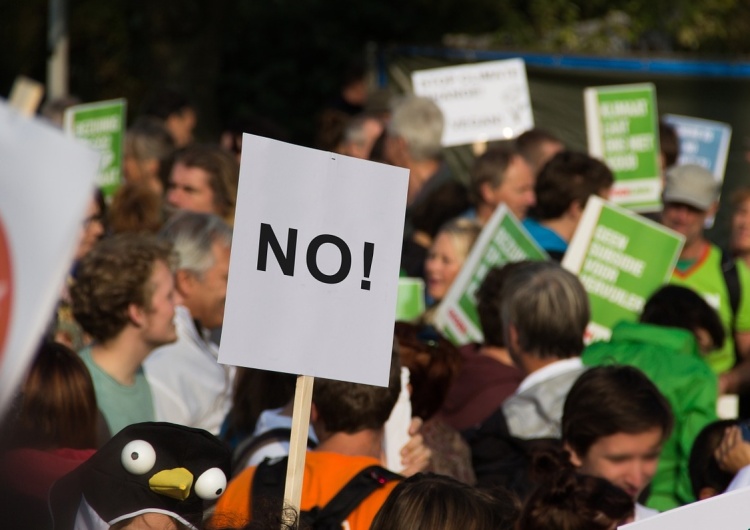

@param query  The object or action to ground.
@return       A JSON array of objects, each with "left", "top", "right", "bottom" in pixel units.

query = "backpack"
[
  {"left": 232, "top": 427, "right": 317, "bottom": 476},
  {"left": 720, "top": 249, "right": 741, "bottom": 324},
  {"left": 250, "top": 456, "right": 400, "bottom": 530}
]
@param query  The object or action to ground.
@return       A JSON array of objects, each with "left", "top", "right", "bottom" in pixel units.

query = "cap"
[{"left": 662, "top": 164, "right": 719, "bottom": 211}]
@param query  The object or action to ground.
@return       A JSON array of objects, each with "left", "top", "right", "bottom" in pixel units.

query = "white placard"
[
  {"left": 219, "top": 135, "right": 409, "bottom": 387},
  {"left": 621, "top": 487, "right": 750, "bottom": 529},
  {"left": 0, "top": 100, "right": 100, "bottom": 414},
  {"left": 412, "top": 59, "right": 534, "bottom": 147}
]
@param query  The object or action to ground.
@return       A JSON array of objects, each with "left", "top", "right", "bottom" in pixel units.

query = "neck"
[
  {"left": 476, "top": 203, "right": 495, "bottom": 226},
  {"left": 541, "top": 216, "right": 576, "bottom": 243},
  {"left": 315, "top": 428, "right": 384, "bottom": 461},
  {"left": 680, "top": 237, "right": 708, "bottom": 261},
  {"left": 90, "top": 332, "right": 152, "bottom": 386},
  {"left": 407, "top": 159, "right": 440, "bottom": 205},
  {"left": 519, "top": 354, "right": 563, "bottom": 377},
  {"left": 479, "top": 345, "right": 514, "bottom": 366}
]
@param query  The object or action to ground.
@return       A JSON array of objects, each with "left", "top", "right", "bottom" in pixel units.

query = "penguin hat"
[{"left": 50, "top": 422, "right": 231, "bottom": 530}]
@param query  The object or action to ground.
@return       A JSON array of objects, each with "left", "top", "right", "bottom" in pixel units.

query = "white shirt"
[
  {"left": 145, "top": 305, "right": 234, "bottom": 435},
  {"left": 515, "top": 357, "right": 584, "bottom": 394}
]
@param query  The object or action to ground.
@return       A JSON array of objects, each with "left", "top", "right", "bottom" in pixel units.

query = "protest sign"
[
  {"left": 620, "top": 485, "right": 750, "bottom": 529},
  {"left": 219, "top": 134, "right": 408, "bottom": 387},
  {"left": 412, "top": 59, "right": 534, "bottom": 147},
  {"left": 585, "top": 83, "right": 661, "bottom": 212},
  {"left": 64, "top": 98, "right": 126, "bottom": 199},
  {"left": 662, "top": 114, "right": 731, "bottom": 180},
  {"left": 0, "top": 100, "right": 100, "bottom": 415},
  {"left": 433, "top": 205, "right": 548, "bottom": 345},
  {"left": 563, "top": 196, "right": 683, "bottom": 342},
  {"left": 395, "top": 277, "right": 425, "bottom": 321}
]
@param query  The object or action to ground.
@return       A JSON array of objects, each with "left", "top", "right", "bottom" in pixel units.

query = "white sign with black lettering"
[
  {"left": 219, "top": 134, "right": 409, "bottom": 386},
  {"left": 412, "top": 58, "right": 534, "bottom": 147}
]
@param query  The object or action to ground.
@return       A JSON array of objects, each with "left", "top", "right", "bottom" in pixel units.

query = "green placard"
[
  {"left": 585, "top": 84, "right": 660, "bottom": 212},
  {"left": 395, "top": 278, "right": 426, "bottom": 321},
  {"left": 64, "top": 99, "right": 126, "bottom": 199},
  {"left": 563, "top": 197, "right": 683, "bottom": 342},
  {"left": 434, "top": 205, "right": 548, "bottom": 345}
]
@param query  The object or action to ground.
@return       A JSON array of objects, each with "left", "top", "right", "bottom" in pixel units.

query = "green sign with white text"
[
  {"left": 64, "top": 99, "right": 126, "bottom": 199},
  {"left": 585, "top": 84, "right": 660, "bottom": 212}
]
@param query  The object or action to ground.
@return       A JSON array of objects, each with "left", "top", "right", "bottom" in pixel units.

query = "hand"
[
  {"left": 399, "top": 417, "right": 432, "bottom": 477},
  {"left": 715, "top": 425, "right": 750, "bottom": 474}
]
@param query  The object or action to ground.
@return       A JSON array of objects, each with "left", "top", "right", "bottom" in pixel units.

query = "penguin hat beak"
[{"left": 148, "top": 467, "right": 194, "bottom": 501}]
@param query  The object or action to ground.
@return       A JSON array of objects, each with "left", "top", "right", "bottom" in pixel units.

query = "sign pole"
[
  {"left": 282, "top": 374, "right": 314, "bottom": 527},
  {"left": 8, "top": 76, "right": 44, "bottom": 117}
]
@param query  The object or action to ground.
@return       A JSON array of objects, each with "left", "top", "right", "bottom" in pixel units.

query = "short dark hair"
[
  {"left": 532, "top": 151, "right": 613, "bottom": 220},
  {"left": 476, "top": 262, "right": 527, "bottom": 348},
  {"left": 312, "top": 348, "right": 401, "bottom": 434},
  {"left": 502, "top": 261, "right": 589, "bottom": 360},
  {"left": 659, "top": 120, "right": 679, "bottom": 169},
  {"left": 515, "top": 128, "right": 563, "bottom": 173},
  {"left": 140, "top": 88, "right": 192, "bottom": 120},
  {"left": 468, "top": 144, "right": 516, "bottom": 205},
  {"left": 371, "top": 473, "right": 518, "bottom": 530},
  {"left": 640, "top": 285, "right": 725, "bottom": 351},
  {"left": 689, "top": 419, "right": 737, "bottom": 499},
  {"left": 172, "top": 144, "right": 239, "bottom": 220},
  {"left": 71, "top": 234, "right": 175, "bottom": 342},
  {"left": 394, "top": 323, "right": 461, "bottom": 420},
  {"left": 562, "top": 365, "right": 674, "bottom": 458}
]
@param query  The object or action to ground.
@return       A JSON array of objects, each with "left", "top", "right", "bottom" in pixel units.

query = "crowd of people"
[{"left": 3, "top": 72, "right": 750, "bottom": 530}]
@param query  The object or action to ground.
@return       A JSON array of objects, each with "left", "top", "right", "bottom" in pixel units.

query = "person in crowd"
[
  {"left": 659, "top": 119, "right": 680, "bottom": 175},
  {"left": 339, "top": 113, "right": 384, "bottom": 160},
  {"left": 483, "top": 261, "right": 589, "bottom": 439},
  {"left": 140, "top": 87, "right": 197, "bottom": 148},
  {"left": 123, "top": 116, "right": 176, "bottom": 196},
  {"left": 50, "top": 422, "right": 230, "bottom": 530},
  {"left": 394, "top": 322, "right": 475, "bottom": 484},
  {"left": 109, "top": 182, "right": 167, "bottom": 235},
  {"left": 145, "top": 211, "right": 234, "bottom": 435},
  {"left": 370, "top": 473, "right": 518, "bottom": 530},
  {"left": 54, "top": 189, "right": 107, "bottom": 350},
  {"left": 71, "top": 234, "right": 180, "bottom": 434},
  {"left": 39, "top": 95, "right": 80, "bottom": 128},
  {"left": 731, "top": 186, "right": 750, "bottom": 268},
  {"left": 562, "top": 365, "right": 673, "bottom": 520},
  {"left": 166, "top": 144, "right": 240, "bottom": 226},
  {"left": 523, "top": 151, "right": 613, "bottom": 261},
  {"left": 385, "top": 95, "right": 468, "bottom": 236},
  {"left": 517, "top": 463, "right": 634, "bottom": 530},
  {"left": 0, "top": 342, "right": 101, "bottom": 529},
  {"left": 514, "top": 128, "right": 564, "bottom": 177},
  {"left": 439, "top": 264, "right": 523, "bottom": 433},
  {"left": 466, "top": 144, "right": 536, "bottom": 225},
  {"left": 211, "top": 350, "right": 407, "bottom": 530},
  {"left": 583, "top": 285, "right": 722, "bottom": 510},
  {"left": 423, "top": 218, "right": 481, "bottom": 310},
  {"left": 662, "top": 164, "right": 750, "bottom": 394},
  {"left": 689, "top": 419, "right": 740, "bottom": 501}
]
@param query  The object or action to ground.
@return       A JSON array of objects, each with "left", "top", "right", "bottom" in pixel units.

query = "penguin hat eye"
[
  {"left": 194, "top": 467, "right": 227, "bottom": 500},
  {"left": 121, "top": 440, "right": 157, "bottom": 475}
]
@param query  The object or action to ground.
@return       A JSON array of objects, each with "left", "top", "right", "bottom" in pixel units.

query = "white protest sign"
[
  {"left": 219, "top": 134, "right": 408, "bottom": 387},
  {"left": 621, "top": 486, "right": 750, "bottom": 529},
  {"left": 0, "top": 100, "right": 100, "bottom": 414},
  {"left": 412, "top": 59, "right": 534, "bottom": 147}
]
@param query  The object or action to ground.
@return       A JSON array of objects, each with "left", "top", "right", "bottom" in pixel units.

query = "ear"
[
  {"left": 507, "top": 323, "right": 521, "bottom": 355},
  {"left": 567, "top": 200, "right": 584, "bottom": 221},
  {"left": 564, "top": 442, "right": 583, "bottom": 468},
  {"left": 707, "top": 201, "right": 719, "bottom": 220},
  {"left": 693, "top": 327, "right": 714, "bottom": 353},
  {"left": 128, "top": 303, "right": 147, "bottom": 328},
  {"left": 174, "top": 269, "right": 196, "bottom": 298},
  {"left": 479, "top": 181, "right": 499, "bottom": 206}
]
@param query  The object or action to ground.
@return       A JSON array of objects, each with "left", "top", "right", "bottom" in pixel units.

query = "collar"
[{"left": 516, "top": 357, "right": 583, "bottom": 394}]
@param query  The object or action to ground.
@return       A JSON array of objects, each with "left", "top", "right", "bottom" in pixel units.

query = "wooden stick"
[
  {"left": 8, "top": 76, "right": 44, "bottom": 117},
  {"left": 282, "top": 374, "right": 314, "bottom": 527}
]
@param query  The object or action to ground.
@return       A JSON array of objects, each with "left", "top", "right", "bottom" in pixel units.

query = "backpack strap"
[
  {"left": 251, "top": 457, "right": 400, "bottom": 529},
  {"left": 233, "top": 427, "right": 316, "bottom": 476},
  {"left": 721, "top": 249, "right": 741, "bottom": 327},
  {"left": 301, "top": 465, "right": 401, "bottom": 529}
]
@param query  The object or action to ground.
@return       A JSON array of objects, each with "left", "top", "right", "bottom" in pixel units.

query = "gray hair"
[
  {"left": 501, "top": 261, "right": 589, "bottom": 360},
  {"left": 159, "top": 211, "right": 232, "bottom": 277},
  {"left": 387, "top": 96, "right": 444, "bottom": 161}
]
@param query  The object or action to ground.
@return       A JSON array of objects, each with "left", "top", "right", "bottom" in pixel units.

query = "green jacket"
[{"left": 583, "top": 321, "right": 718, "bottom": 511}]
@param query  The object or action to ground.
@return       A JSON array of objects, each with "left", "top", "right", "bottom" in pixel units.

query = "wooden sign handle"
[
  {"left": 8, "top": 76, "right": 44, "bottom": 118},
  {"left": 282, "top": 374, "right": 314, "bottom": 527}
]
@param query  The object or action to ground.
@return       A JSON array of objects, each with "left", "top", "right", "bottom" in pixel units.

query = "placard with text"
[
  {"left": 562, "top": 196, "right": 683, "bottom": 342},
  {"left": 218, "top": 135, "right": 408, "bottom": 387}
]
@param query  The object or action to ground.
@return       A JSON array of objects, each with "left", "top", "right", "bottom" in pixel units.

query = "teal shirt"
[
  {"left": 80, "top": 346, "right": 155, "bottom": 435},
  {"left": 583, "top": 321, "right": 718, "bottom": 511}
]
